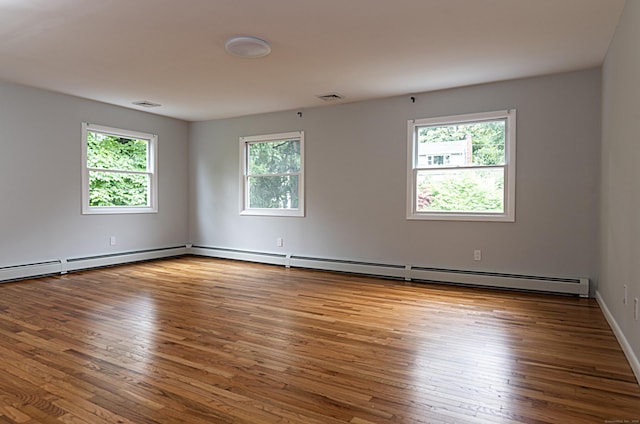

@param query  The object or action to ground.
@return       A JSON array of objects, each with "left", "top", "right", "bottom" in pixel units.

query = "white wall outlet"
[
  {"left": 635, "top": 298, "right": 639, "bottom": 321},
  {"left": 276, "top": 237, "right": 284, "bottom": 247},
  {"left": 473, "top": 249, "right": 482, "bottom": 261},
  {"left": 624, "top": 284, "right": 628, "bottom": 305},
  {"left": 110, "top": 236, "right": 116, "bottom": 246}
]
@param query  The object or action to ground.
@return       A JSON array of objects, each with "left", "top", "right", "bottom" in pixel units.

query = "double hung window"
[
  {"left": 407, "top": 110, "right": 516, "bottom": 221},
  {"left": 240, "top": 131, "right": 304, "bottom": 217},
  {"left": 82, "top": 123, "right": 157, "bottom": 214}
]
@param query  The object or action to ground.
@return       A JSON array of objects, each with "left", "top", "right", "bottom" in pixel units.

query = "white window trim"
[
  {"left": 82, "top": 123, "right": 158, "bottom": 215},
  {"left": 406, "top": 110, "right": 516, "bottom": 222},
  {"left": 239, "top": 131, "right": 305, "bottom": 217}
]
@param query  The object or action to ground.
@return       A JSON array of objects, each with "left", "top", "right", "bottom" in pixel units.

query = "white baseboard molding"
[
  {"left": 596, "top": 291, "right": 640, "bottom": 385},
  {"left": 0, "top": 246, "right": 188, "bottom": 283}
]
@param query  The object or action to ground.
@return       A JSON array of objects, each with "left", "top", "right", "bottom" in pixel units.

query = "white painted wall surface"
[
  {"left": 189, "top": 69, "right": 601, "bottom": 284},
  {"left": 0, "top": 81, "right": 189, "bottom": 267},
  {"left": 600, "top": 0, "right": 640, "bottom": 376}
]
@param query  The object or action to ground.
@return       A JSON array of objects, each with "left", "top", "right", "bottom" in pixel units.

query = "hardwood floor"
[{"left": 0, "top": 256, "right": 638, "bottom": 423}]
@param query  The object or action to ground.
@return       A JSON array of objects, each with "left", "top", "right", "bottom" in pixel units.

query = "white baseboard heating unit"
[
  {"left": 191, "top": 247, "right": 590, "bottom": 297},
  {"left": 65, "top": 246, "right": 187, "bottom": 272},
  {"left": 409, "top": 266, "right": 589, "bottom": 297},
  {"left": 0, "top": 245, "right": 589, "bottom": 297},
  {"left": 0, "top": 260, "right": 63, "bottom": 283},
  {"left": 0, "top": 246, "right": 188, "bottom": 283}
]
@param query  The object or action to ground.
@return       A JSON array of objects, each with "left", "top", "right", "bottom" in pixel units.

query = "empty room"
[{"left": 1, "top": 0, "right": 640, "bottom": 423}]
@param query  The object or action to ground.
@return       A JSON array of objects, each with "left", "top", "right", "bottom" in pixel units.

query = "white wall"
[
  {"left": 0, "top": 81, "right": 189, "bottom": 267},
  {"left": 189, "top": 69, "right": 601, "bottom": 283},
  {"left": 600, "top": 0, "right": 640, "bottom": 377}
]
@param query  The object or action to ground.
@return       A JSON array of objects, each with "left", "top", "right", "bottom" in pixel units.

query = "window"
[
  {"left": 407, "top": 110, "right": 516, "bottom": 221},
  {"left": 82, "top": 123, "right": 157, "bottom": 214},
  {"left": 240, "top": 131, "right": 304, "bottom": 217}
]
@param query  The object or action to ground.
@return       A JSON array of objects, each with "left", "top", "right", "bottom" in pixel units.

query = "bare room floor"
[{"left": 0, "top": 256, "right": 638, "bottom": 423}]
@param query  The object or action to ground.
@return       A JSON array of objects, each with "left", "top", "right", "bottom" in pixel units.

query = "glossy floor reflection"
[{"left": 0, "top": 256, "right": 638, "bottom": 423}]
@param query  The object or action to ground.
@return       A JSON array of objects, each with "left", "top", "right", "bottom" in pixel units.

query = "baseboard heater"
[
  {"left": 409, "top": 267, "right": 588, "bottom": 297},
  {"left": 189, "top": 246, "right": 287, "bottom": 266},
  {"left": 0, "top": 246, "right": 188, "bottom": 283},
  {"left": 191, "top": 247, "right": 589, "bottom": 297},
  {"left": 289, "top": 255, "right": 408, "bottom": 280},
  {"left": 65, "top": 246, "right": 188, "bottom": 272},
  {"left": 0, "top": 260, "right": 63, "bottom": 283},
  {"left": 0, "top": 246, "right": 589, "bottom": 297}
]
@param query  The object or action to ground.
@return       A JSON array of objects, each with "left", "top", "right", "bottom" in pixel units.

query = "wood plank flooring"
[{"left": 0, "top": 256, "right": 638, "bottom": 423}]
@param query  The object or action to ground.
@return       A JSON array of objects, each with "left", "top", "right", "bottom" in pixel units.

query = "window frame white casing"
[
  {"left": 239, "top": 131, "right": 305, "bottom": 217},
  {"left": 406, "top": 109, "right": 516, "bottom": 222},
  {"left": 81, "top": 123, "right": 158, "bottom": 215}
]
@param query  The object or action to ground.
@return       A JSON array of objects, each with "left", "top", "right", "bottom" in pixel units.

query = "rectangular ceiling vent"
[
  {"left": 317, "top": 93, "right": 344, "bottom": 101},
  {"left": 132, "top": 100, "right": 162, "bottom": 108}
]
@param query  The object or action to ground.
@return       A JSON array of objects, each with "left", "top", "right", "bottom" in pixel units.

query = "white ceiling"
[{"left": 0, "top": 0, "right": 625, "bottom": 122}]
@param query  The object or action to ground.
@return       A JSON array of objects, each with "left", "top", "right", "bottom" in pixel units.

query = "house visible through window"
[
  {"left": 240, "top": 131, "right": 304, "bottom": 217},
  {"left": 82, "top": 123, "right": 157, "bottom": 214},
  {"left": 407, "top": 110, "right": 516, "bottom": 221}
]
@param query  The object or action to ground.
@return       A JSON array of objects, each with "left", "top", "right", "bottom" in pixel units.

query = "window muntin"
[
  {"left": 240, "top": 131, "right": 304, "bottom": 217},
  {"left": 407, "top": 110, "right": 515, "bottom": 221},
  {"left": 82, "top": 123, "right": 157, "bottom": 214}
]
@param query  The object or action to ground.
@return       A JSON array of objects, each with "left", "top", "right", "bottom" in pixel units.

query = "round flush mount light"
[{"left": 224, "top": 36, "right": 271, "bottom": 58}]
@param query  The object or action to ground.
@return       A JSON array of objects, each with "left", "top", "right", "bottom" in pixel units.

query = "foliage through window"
[
  {"left": 407, "top": 110, "right": 516, "bottom": 221},
  {"left": 82, "top": 123, "right": 157, "bottom": 214},
  {"left": 240, "top": 131, "right": 304, "bottom": 217}
]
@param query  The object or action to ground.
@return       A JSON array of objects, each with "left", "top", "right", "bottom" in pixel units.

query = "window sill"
[
  {"left": 82, "top": 206, "right": 158, "bottom": 215},
  {"left": 240, "top": 208, "right": 304, "bottom": 218}
]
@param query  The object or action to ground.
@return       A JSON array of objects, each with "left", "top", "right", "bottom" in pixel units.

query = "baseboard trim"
[{"left": 596, "top": 291, "right": 640, "bottom": 385}]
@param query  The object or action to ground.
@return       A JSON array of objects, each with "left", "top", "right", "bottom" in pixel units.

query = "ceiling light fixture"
[{"left": 224, "top": 36, "right": 271, "bottom": 58}]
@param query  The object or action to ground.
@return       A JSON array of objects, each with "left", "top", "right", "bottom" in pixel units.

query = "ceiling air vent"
[
  {"left": 132, "top": 100, "right": 162, "bottom": 108},
  {"left": 317, "top": 93, "right": 344, "bottom": 101}
]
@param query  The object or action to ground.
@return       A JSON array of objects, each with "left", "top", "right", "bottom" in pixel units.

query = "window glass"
[
  {"left": 407, "top": 110, "right": 515, "bottom": 221},
  {"left": 82, "top": 123, "right": 157, "bottom": 214},
  {"left": 240, "top": 131, "right": 304, "bottom": 217}
]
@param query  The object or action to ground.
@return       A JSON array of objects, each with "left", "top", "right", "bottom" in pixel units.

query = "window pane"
[
  {"left": 416, "top": 168, "right": 504, "bottom": 213},
  {"left": 248, "top": 139, "right": 300, "bottom": 175},
  {"left": 87, "top": 131, "right": 149, "bottom": 172},
  {"left": 89, "top": 171, "right": 149, "bottom": 207},
  {"left": 417, "top": 120, "right": 505, "bottom": 167},
  {"left": 248, "top": 175, "right": 299, "bottom": 209}
]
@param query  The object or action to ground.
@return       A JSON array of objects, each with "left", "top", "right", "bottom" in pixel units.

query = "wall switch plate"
[
  {"left": 110, "top": 236, "right": 116, "bottom": 246},
  {"left": 473, "top": 250, "right": 482, "bottom": 261},
  {"left": 276, "top": 237, "right": 284, "bottom": 247},
  {"left": 635, "top": 298, "right": 639, "bottom": 321}
]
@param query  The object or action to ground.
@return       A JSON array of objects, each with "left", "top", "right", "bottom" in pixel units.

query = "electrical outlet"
[
  {"left": 276, "top": 237, "right": 284, "bottom": 247},
  {"left": 624, "top": 284, "right": 628, "bottom": 305},
  {"left": 635, "top": 298, "right": 639, "bottom": 321},
  {"left": 473, "top": 249, "right": 482, "bottom": 261},
  {"left": 110, "top": 236, "right": 117, "bottom": 246}
]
